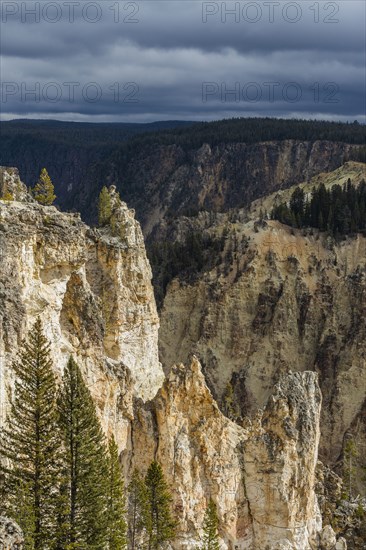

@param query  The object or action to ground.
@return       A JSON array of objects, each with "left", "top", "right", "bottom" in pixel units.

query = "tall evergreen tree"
[
  {"left": 32, "top": 168, "right": 56, "bottom": 205},
  {"left": 0, "top": 318, "right": 62, "bottom": 550},
  {"left": 107, "top": 436, "right": 127, "bottom": 550},
  {"left": 98, "top": 185, "right": 112, "bottom": 226},
  {"left": 290, "top": 187, "right": 305, "bottom": 227},
  {"left": 201, "top": 498, "right": 220, "bottom": 550},
  {"left": 127, "top": 470, "right": 147, "bottom": 550},
  {"left": 143, "top": 461, "right": 176, "bottom": 549},
  {"left": 57, "top": 356, "right": 109, "bottom": 549}
]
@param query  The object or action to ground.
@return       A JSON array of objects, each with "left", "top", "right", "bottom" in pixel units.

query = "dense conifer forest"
[
  {"left": 271, "top": 179, "right": 366, "bottom": 236},
  {"left": 1, "top": 118, "right": 364, "bottom": 173}
]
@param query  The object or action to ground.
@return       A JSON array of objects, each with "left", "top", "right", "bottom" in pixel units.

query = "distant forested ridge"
[
  {"left": 0, "top": 117, "right": 364, "bottom": 227},
  {"left": 0, "top": 118, "right": 196, "bottom": 147},
  {"left": 112, "top": 117, "right": 366, "bottom": 150}
]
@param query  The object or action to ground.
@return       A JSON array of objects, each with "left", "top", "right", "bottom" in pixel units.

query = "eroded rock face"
[
  {"left": 127, "top": 358, "right": 323, "bottom": 549},
  {"left": 2, "top": 139, "right": 359, "bottom": 230},
  {"left": 0, "top": 168, "right": 352, "bottom": 549},
  {"left": 243, "top": 372, "right": 322, "bottom": 550},
  {"left": 118, "top": 140, "right": 359, "bottom": 236},
  {"left": 0, "top": 516, "right": 23, "bottom": 549},
  {"left": 0, "top": 174, "right": 164, "bottom": 447},
  {"left": 0, "top": 167, "right": 30, "bottom": 202},
  {"left": 159, "top": 164, "right": 366, "bottom": 484}
]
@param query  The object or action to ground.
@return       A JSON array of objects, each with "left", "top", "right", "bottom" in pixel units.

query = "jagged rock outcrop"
[
  {"left": 127, "top": 357, "right": 325, "bottom": 549},
  {"left": 159, "top": 163, "right": 366, "bottom": 490},
  {"left": 0, "top": 167, "right": 30, "bottom": 202},
  {"left": 243, "top": 371, "right": 322, "bottom": 550},
  {"left": 0, "top": 169, "right": 164, "bottom": 446},
  {"left": 0, "top": 167, "right": 357, "bottom": 549},
  {"left": 0, "top": 516, "right": 23, "bottom": 549}
]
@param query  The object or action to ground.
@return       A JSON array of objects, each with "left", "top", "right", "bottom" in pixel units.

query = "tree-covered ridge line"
[
  {"left": 118, "top": 118, "right": 366, "bottom": 152},
  {"left": 1, "top": 118, "right": 364, "bottom": 227},
  {"left": 0, "top": 119, "right": 196, "bottom": 148},
  {"left": 270, "top": 177, "right": 366, "bottom": 236},
  {"left": 1, "top": 118, "right": 365, "bottom": 151}
]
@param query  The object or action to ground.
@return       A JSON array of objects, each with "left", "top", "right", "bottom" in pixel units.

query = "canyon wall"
[
  {"left": 127, "top": 358, "right": 323, "bottom": 549},
  {"left": 1, "top": 135, "right": 359, "bottom": 230},
  {"left": 0, "top": 168, "right": 164, "bottom": 450},
  {"left": 0, "top": 167, "right": 357, "bottom": 548},
  {"left": 158, "top": 163, "right": 366, "bottom": 495}
]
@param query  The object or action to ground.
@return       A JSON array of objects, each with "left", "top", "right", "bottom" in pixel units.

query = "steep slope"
[
  {"left": 106, "top": 139, "right": 361, "bottom": 236},
  {"left": 128, "top": 358, "right": 323, "bottom": 549},
  {"left": 0, "top": 119, "right": 195, "bottom": 212},
  {"left": 158, "top": 162, "right": 366, "bottom": 491},
  {"left": 0, "top": 166, "right": 347, "bottom": 549},
  {"left": 0, "top": 168, "right": 164, "bottom": 448}
]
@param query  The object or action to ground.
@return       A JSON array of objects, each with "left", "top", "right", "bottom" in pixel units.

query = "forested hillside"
[{"left": 0, "top": 118, "right": 364, "bottom": 226}]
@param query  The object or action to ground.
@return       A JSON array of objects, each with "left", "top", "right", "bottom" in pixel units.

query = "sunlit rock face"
[
  {"left": 0, "top": 170, "right": 164, "bottom": 449},
  {"left": 159, "top": 163, "right": 366, "bottom": 488},
  {"left": 0, "top": 167, "right": 351, "bottom": 549},
  {"left": 127, "top": 358, "right": 324, "bottom": 549},
  {"left": 0, "top": 516, "right": 23, "bottom": 549}
]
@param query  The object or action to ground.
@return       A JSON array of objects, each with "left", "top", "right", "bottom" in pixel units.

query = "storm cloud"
[{"left": 0, "top": 0, "right": 365, "bottom": 121}]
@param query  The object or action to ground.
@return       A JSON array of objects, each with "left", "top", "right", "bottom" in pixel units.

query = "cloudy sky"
[{"left": 0, "top": 0, "right": 365, "bottom": 122}]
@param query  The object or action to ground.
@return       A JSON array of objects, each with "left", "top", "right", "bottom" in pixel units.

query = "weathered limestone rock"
[
  {"left": 243, "top": 371, "right": 322, "bottom": 550},
  {"left": 335, "top": 538, "right": 347, "bottom": 550},
  {"left": 159, "top": 163, "right": 366, "bottom": 487},
  {"left": 320, "top": 525, "right": 337, "bottom": 549},
  {"left": 0, "top": 167, "right": 30, "bottom": 202},
  {"left": 0, "top": 174, "right": 164, "bottom": 448},
  {"left": 0, "top": 516, "right": 23, "bottom": 549},
  {"left": 128, "top": 358, "right": 323, "bottom": 549},
  {"left": 0, "top": 168, "right": 350, "bottom": 549}
]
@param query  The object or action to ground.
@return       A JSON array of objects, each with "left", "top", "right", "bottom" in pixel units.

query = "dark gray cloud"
[{"left": 0, "top": 0, "right": 365, "bottom": 121}]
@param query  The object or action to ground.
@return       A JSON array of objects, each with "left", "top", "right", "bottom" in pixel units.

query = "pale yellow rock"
[
  {"left": 0, "top": 168, "right": 344, "bottom": 549},
  {"left": 159, "top": 163, "right": 366, "bottom": 484},
  {"left": 0, "top": 172, "right": 164, "bottom": 448},
  {"left": 129, "top": 358, "right": 323, "bottom": 549},
  {"left": 0, "top": 516, "right": 23, "bottom": 549},
  {"left": 320, "top": 525, "right": 337, "bottom": 550}
]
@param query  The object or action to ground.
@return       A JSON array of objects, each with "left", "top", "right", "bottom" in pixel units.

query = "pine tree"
[
  {"left": 222, "top": 381, "right": 238, "bottom": 420},
  {"left": 57, "top": 356, "right": 109, "bottom": 549},
  {"left": 127, "top": 470, "right": 147, "bottom": 550},
  {"left": 144, "top": 461, "right": 176, "bottom": 549},
  {"left": 107, "top": 436, "right": 127, "bottom": 550},
  {"left": 343, "top": 437, "right": 359, "bottom": 500},
  {"left": 290, "top": 187, "right": 305, "bottom": 226},
  {"left": 32, "top": 168, "right": 56, "bottom": 205},
  {"left": 0, "top": 318, "right": 63, "bottom": 550},
  {"left": 98, "top": 186, "right": 112, "bottom": 226},
  {"left": 201, "top": 498, "right": 220, "bottom": 550}
]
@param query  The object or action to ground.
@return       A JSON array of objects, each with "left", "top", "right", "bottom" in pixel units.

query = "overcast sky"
[{"left": 0, "top": 0, "right": 365, "bottom": 122}]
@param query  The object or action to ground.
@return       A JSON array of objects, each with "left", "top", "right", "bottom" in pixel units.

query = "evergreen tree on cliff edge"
[
  {"left": 32, "top": 168, "right": 56, "bottom": 205},
  {"left": 57, "top": 356, "right": 109, "bottom": 549},
  {"left": 0, "top": 319, "right": 63, "bottom": 550}
]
